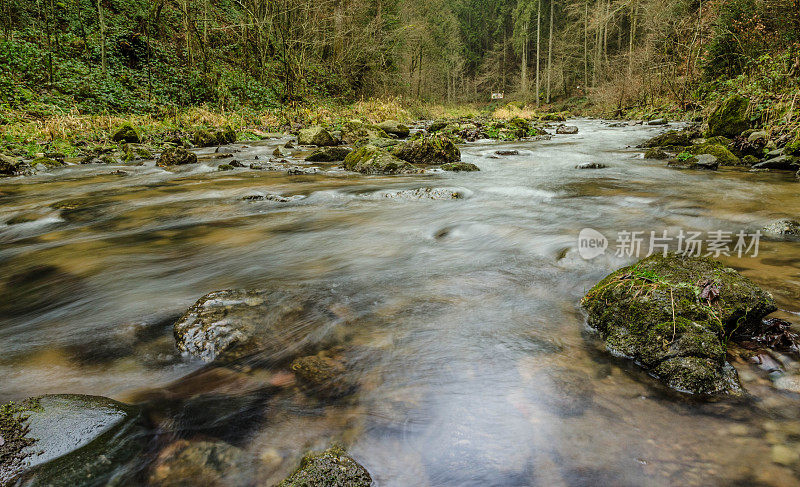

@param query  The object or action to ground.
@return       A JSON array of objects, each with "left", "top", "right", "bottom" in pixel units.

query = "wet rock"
[
  {"left": 173, "top": 288, "right": 346, "bottom": 363},
  {"left": 3, "top": 395, "right": 144, "bottom": 486},
  {"left": 644, "top": 148, "right": 668, "bottom": 160},
  {"left": 752, "top": 155, "right": 800, "bottom": 171},
  {"left": 158, "top": 147, "right": 198, "bottom": 167},
  {"left": 30, "top": 157, "right": 65, "bottom": 169},
  {"left": 193, "top": 127, "right": 236, "bottom": 147},
  {"left": 763, "top": 219, "right": 800, "bottom": 238},
  {"left": 556, "top": 125, "right": 579, "bottom": 135},
  {"left": 441, "top": 162, "right": 480, "bottom": 172},
  {"left": 688, "top": 143, "right": 741, "bottom": 166},
  {"left": 541, "top": 112, "right": 566, "bottom": 122},
  {"left": 707, "top": 94, "right": 750, "bottom": 138},
  {"left": 428, "top": 120, "right": 449, "bottom": 133},
  {"left": 149, "top": 439, "right": 250, "bottom": 487},
  {"left": 643, "top": 130, "right": 691, "bottom": 148},
  {"left": 273, "top": 146, "right": 290, "bottom": 157},
  {"left": 298, "top": 126, "right": 337, "bottom": 147},
  {"left": 576, "top": 162, "right": 607, "bottom": 169},
  {"left": 390, "top": 135, "right": 460, "bottom": 165},
  {"left": 306, "top": 147, "right": 352, "bottom": 162},
  {"left": 243, "top": 193, "right": 304, "bottom": 203},
  {"left": 112, "top": 123, "right": 140, "bottom": 143},
  {"left": 377, "top": 120, "right": 410, "bottom": 138},
  {"left": 378, "top": 187, "right": 464, "bottom": 200},
  {"left": 291, "top": 351, "right": 355, "bottom": 399},
  {"left": 693, "top": 154, "right": 720, "bottom": 170},
  {"left": 647, "top": 118, "right": 668, "bottom": 126},
  {"left": 495, "top": 150, "right": 519, "bottom": 156},
  {"left": 218, "top": 164, "right": 234, "bottom": 171},
  {"left": 287, "top": 166, "right": 319, "bottom": 175},
  {"left": 278, "top": 446, "right": 371, "bottom": 487},
  {"left": 343, "top": 145, "right": 418, "bottom": 175},
  {"left": 771, "top": 445, "right": 800, "bottom": 466},
  {"left": 581, "top": 253, "right": 776, "bottom": 395}
]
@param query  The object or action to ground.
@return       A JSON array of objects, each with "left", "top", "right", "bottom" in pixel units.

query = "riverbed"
[{"left": 1, "top": 120, "right": 799, "bottom": 486}]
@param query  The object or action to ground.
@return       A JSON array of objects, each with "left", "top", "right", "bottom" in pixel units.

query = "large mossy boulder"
[
  {"left": 342, "top": 145, "right": 417, "bottom": 175},
  {"left": 341, "top": 120, "right": 389, "bottom": 145},
  {"left": 0, "top": 153, "right": 23, "bottom": 176},
  {"left": 643, "top": 130, "right": 692, "bottom": 148},
  {"left": 112, "top": 123, "right": 140, "bottom": 144},
  {"left": 377, "top": 120, "right": 410, "bottom": 138},
  {"left": 278, "top": 446, "right": 371, "bottom": 487},
  {"left": 687, "top": 143, "right": 741, "bottom": 166},
  {"left": 581, "top": 253, "right": 776, "bottom": 395},
  {"left": 390, "top": 135, "right": 460, "bottom": 165},
  {"left": 193, "top": 127, "right": 236, "bottom": 147},
  {"left": 173, "top": 288, "right": 345, "bottom": 363},
  {"left": 157, "top": 147, "right": 197, "bottom": 167},
  {"left": 707, "top": 95, "right": 750, "bottom": 138},
  {"left": 298, "top": 126, "right": 337, "bottom": 147},
  {"left": 2, "top": 395, "right": 144, "bottom": 486}
]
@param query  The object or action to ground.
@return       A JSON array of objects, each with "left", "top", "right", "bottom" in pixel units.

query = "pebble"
[{"left": 771, "top": 445, "right": 799, "bottom": 466}]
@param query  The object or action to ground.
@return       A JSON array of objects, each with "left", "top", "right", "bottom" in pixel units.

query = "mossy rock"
[
  {"left": 540, "top": 112, "right": 566, "bottom": 122},
  {"left": 377, "top": 120, "right": 410, "bottom": 138},
  {"left": 193, "top": 127, "right": 236, "bottom": 147},
  {"left": 707, "top": 94, "right": 750, "bottom": 138},
  {"left": 343, "top": 145, "right": 418, "bottom": 175},
  {"left": 340, "top": 121, "right": 388, "bottom": 145},
  {"left": 390, "top": 135, "right": 460, "bottom": 165},
  {"left": 742, "top": 154, "right": 760, "bottom": 165},
  {"left": 218, "top": 164, "right": 234, "bottom": 171},
  {"left": 278, "top": 446, "right": 371, "bottom": 487},
  {"left": 643, "top": 130, "right": 691, "bottom": 148},
  {"left": 3, "top": 395, "right": 144, "bottom": 486},
  {"left": 112, "top": 123, "right": 140, "bottom": 143},
  {"left": 157, "top": 147, "right": 197, "bottom": 167},
  {"left": 298, "top": 126, "right": 337, "bottom": 147},
  {"left": 581, "top": 253, "right": 776, "bottom": 395},
  {"left": 306, "top": 147, "right": 352, "bottom": 162},
  {"left": 0, "top": 153, "right": 22, "bottom": 175},
  {"left": 644, "top": 148, "right": 668, "bottom": 160},
  {"left": 428, "top": 120, "right": 450, "bottom": 133},
  {"left": 30, "top": 157, "right": 65, "bottom": 168},
  {"left": 687, "top": 143, "right": 741, "bottom": 166},
  {"left": 441, "top": 162, "right": 479, "bottom": 172}
]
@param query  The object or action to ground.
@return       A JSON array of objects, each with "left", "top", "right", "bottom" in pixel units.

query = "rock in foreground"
[
  {"left": 581, "top": 253, "right": 776, "bottom": 395},
  {"left": 279, "top": 446, "right": 371, "bottom": 487},
  {"left": 158, "top": 147, "right": 198, "bottom": 167},
  {"left": 173, "top": 288, "right": 345, "bottom": 363},
  {"left": 2, "top": 395, "right": 144, "bottom": 486},
  {"left": 390, "top": 135, "right": 460, "bottom": 165}
]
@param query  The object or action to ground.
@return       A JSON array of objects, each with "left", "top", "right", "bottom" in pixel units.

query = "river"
[{"left": 1, "top": 120, "right": 799, "bottom": 486}]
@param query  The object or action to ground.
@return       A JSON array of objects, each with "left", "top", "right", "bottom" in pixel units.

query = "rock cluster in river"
[{"left": 582, "top": 253, "right": 777, "bottom": 395}]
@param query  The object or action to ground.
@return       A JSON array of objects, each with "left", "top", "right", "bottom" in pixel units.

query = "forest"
[{"left": 1, "top": 0, "right": 798, "bottom": 116}]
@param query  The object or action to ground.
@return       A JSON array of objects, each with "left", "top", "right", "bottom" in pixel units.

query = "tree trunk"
[
  {"left": 521, "top": 20, "right": 529, "bottom": 94},
  {"left": 536, "top": 0, "right": 541, "bottom": 106},
  {"left": 547, "top": 0, "right": 553, "bottom": 103},
  {"left": 96, "top": 0, "right": 107, "bottom": 76},
  {"left": 583, "top": 0, "right": 588, "bottom": 88}
]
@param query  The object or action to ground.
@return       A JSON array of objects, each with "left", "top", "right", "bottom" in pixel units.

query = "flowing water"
[{"left": 2, "top": 120, "right": 800, "bottom": 486}]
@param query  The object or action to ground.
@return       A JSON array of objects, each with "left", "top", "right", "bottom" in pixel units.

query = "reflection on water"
[{"left": 1, "top": 121, "right": 800, "bottom": 485}]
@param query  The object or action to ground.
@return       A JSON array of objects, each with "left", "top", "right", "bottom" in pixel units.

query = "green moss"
[
  {"left": 644, "top": 148, "right": 668, "bottom": 159},
  {"left": 30, "top": 157, "right": 64, "bottom": 168},
  {"left": 441, "top": 162, "right": 480, "bottom": 172},
  {"left": 112, "top": 123, "right": 140, "bottom": 143},
  {"left": 390, "top": 134, "right": 460, "bottom": 165},
  {"left": 688, "top": 143, "right": 741, "bottom": 166},
  {"left": 0, "top": 399, "right": 40, "bottom": 480},
  {"left": 707, "top": 94, "right": 750, "bottom": 138},
  {"left": 279, "top": 446, "right": 371, "bottom": 487},
  {"left": 343, "top": 145, "right": 417, "bottom": 174}
]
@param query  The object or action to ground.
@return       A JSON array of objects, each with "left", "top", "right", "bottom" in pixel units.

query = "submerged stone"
[
  {"left": 3, "top": 395, "right": 144, "bottom": 486},
  {"left": 441, "top": 162, "right": 479, "bottom": 172},
  {"left": 291, "top": 351, "right": 355, "bottom": 399},
  {"left": 763, "top": 219, "right": 800, "bottom": 238},
  {"left": 581, "top": 253, "right": 776, "bottom": 395},
  {"left": 149, "top": 439, "right": 250, "bottom": 487},
  {"left": 173, "top": 288, "right": 346, "bottom": 363},
  {"left": 306, "top": 146, "right": 352, "bottom": 162},
  {"left": 278, "top": 446, "right": 371, "bottom": 487}
]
